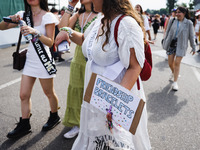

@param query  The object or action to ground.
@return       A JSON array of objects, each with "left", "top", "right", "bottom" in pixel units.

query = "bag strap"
[
  {"left": 16, "top": 33, "right": 22, "bottom": 53},
  {"left": 15, "top": 13, "right": 26, "bottom": 53},
  {"left": 164, "top": 17, "right": 175, "bottom": 39},
  {"left": 169, "top": 17, "right": 175, "bottom": 31},
  {"left": 114, "top": 15, "right": 126, "bottom": 47}
]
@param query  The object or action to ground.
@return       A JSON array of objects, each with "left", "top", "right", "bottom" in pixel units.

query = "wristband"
[
  {"left": 60, "top": 27, "right": 73, "bottom": 37},
  {"left": 65, "top": 9, "right": 73, "bottom": 15},
  {"left": 34, "top": 29, "right": 42, "bottom": 38},
  {"left": 67, "top": 4, "right": 74, "bottom": 12}
]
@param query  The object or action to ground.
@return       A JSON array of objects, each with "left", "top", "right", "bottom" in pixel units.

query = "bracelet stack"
[
  {"left": 65, "top": 4, "right": 74, "bottom": 15},
  {"left": 60, "top": 27, "right": 73, "bottom": 37},
  {"left": 34, "top": 29, "right": 42, "bottom": 38}
]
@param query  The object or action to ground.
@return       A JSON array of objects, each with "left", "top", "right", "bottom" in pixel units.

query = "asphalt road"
[{"left": 0, "top": 29, "right": 200, "bottom": 150}]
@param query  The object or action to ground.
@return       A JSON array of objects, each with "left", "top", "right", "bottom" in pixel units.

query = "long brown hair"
[
  {"left": 100, "top": 0, "right": 146, "bottom": 50},
  {"left": 24, "top": 0, "right": 49, "bottom": 13}
]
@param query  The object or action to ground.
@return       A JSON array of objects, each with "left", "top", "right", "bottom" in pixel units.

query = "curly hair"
[{"left": 100, "top": 0, "right": 146, "bottom": 50}]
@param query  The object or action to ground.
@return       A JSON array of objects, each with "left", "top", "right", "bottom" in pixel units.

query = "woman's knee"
[
  {"left": 20, "top": 91, "right": 31, "bottom": 101},
  {"left": 168, "top": 61, "right": 174, "bottom": 68},
  {"left": 43, "top": 89, "right": 55, "bottom": 98}
]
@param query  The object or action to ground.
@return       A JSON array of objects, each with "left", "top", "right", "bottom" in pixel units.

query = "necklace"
[
  {"left": 33, "top": 9, "right": 42, "bottom": 17},
  {"left": 81, "top": 12, "right": 93, "bottom": 33}
]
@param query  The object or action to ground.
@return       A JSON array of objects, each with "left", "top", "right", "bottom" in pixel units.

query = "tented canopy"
[{"left": 0, "top": 0, "right": 24, "bottom": 22}]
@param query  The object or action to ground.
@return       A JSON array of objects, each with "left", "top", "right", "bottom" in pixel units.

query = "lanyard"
[
  {"left": 175, "top": 21, "right": 179, "bottom": 38},
  {"left": 81, "top": 12, "right": 92, "bottom": 33}
]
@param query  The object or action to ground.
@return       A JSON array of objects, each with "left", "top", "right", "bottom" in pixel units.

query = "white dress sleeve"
[
  {"left": 117, "top": 16, "right": 145, "bottom": 69},
  {"left": 42, "top": 12, "right": 59, "bottom": 26},
  {"left": 143, "top": 15, "right": 150, "bottom": 31}
]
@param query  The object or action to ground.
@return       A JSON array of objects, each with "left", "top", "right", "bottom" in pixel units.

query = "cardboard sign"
[{"left": 84, "top": 73, "right": 145, "bottom": 135}]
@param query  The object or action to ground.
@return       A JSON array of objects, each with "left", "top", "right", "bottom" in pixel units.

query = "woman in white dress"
[
  {"left": 0, "top": 0, "right": 60, "bottom": 138},
  {"left": 135, "top": 4, "right": 152, "bottom": 41},
  {"left": 55, "top": 0, "right": 151, "bottom": 149}
]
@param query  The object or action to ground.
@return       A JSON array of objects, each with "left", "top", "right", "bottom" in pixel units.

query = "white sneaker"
[
  {"left": 64, "top": 126, "right": 79, "bottom": 139},
  {"left": 169, "top": 74, "right": 181, "bottom": 81},
  {"left": 172, "top": 82, "right": 178, "bottom": 91},
  {"left": 169, "top": 73, "right": 174, "bottom": 81}
]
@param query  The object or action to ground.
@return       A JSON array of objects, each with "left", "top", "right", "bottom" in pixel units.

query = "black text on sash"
[{"left": 32, "top": 39, "right": 57, "bottom": 75}]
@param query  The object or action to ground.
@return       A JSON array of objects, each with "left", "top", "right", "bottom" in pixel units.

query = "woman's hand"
[
  {"left": 69, "top": 0, "right": 79, "bottom": 7},
  {"left": 55, "top": 31, "right": 71, "bottom": 47},
  {"left": 190, "top": 50, "right": 196, "bottom": 55},
  {"left": 9, "top": 14, "right": 21, "bottom": 23},
  {"left": 20, "top": 26, "right": 36, "bottom": 36}
]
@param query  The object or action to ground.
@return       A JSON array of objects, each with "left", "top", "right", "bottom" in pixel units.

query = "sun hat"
[{"left": 195, "top": 10, "right": 200, "bottom": 16}]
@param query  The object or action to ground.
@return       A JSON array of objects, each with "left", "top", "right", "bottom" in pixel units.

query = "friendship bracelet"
[
  {"left": 67, "top": 4, "right": 74, "bottom": 12},
  {"left": 60, "top": 27, "right": 73, "bottom": 37},
  {"left": 65, "top": 9, "right": 73, "bottom": 15}
]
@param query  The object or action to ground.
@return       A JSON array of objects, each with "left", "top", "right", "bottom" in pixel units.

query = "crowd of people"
[{"left": 0, "top": 0, "right": 199, "bottom": 149}]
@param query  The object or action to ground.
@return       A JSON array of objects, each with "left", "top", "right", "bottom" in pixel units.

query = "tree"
[
  {"left": 166, "top": 0, "right": 178, "bottom": 13},
  {"left": 189, "top": 0, "right": 195, "bottom": 9},
  {"left": 160, "top": 8, "right": 168, "bottom": 15}
]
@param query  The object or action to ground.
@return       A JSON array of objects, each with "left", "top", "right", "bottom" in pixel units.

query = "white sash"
[{"left": 85, "top": 15, "right": 102, "bottom": 61}]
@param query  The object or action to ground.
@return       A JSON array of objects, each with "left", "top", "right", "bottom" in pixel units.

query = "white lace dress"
[
  {"left": 72, "top": 14, "right": 151, "bottom": 150},
  {"left": 16, "top": 11, "right": 59, "bottom": 78}
]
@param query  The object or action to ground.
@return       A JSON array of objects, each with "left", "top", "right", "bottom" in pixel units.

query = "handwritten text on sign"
[{"left": 89, "top": 74, "right": 141, "bottom": 131}]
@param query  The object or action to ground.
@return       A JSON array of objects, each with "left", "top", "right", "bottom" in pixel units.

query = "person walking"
[
  {"left": 163, "top": 6, "right": 196, "bottom": 91},
  {"left": 152, "top": 14, "right": 160, "bottom": 40},
  {"left": 55, "top": 0, "right": 151, "bottom": 149},
  {"left": 135, "top": 4, "right": 152, "bottom": 41},
  {"left": 194, "top": 10, "right": 200, "bottom": 53},
  {"left": 0, "top": 0, "right": 61, "bottom": 138},
  {"left": 50, "top": 7, "right": 65, "bottom": 62},
  {"left": 58, "top": 0, "right": 97, "bottom": 139}
]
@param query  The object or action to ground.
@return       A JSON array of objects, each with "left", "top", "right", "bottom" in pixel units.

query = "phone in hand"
[
  {"left": 3, "top": 17, "right": 19, "bottom": 24},
  {"left": 58, "top": 41, "right": 70, "bottom": 52}
]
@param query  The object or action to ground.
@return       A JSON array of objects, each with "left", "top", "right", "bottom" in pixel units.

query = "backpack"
[{"left": 114, "top": 15, "right": 152, "bottom": 83}]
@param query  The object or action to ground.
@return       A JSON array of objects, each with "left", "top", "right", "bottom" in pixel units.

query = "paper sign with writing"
[{"left": 84, "top": 73, "right": 145, "bottom": 135}]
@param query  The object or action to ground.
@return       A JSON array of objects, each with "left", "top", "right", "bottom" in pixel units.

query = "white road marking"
[
  {"left": 0, "top": 57, "right": 73, "bottom": 90},
  {"left": 192, "top": 67, "right": 200, "bottom": 82},
  {"left": 0, "top": 77, "right": 21, "bottom": 90}
]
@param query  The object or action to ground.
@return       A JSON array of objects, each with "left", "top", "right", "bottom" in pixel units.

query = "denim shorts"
[{"left": 166, "top": 46, "right": 176, "bottom": 55}]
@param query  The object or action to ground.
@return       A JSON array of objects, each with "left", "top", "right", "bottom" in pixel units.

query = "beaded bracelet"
[
  {"left": 60, "top": 27, "right": 73, "bottom": 37},
  {"left": 65, "top": 9, "right": 73, "bottom": 15},
  {"left": 67, "top": 4, "right": 74, "bottom": 12}
]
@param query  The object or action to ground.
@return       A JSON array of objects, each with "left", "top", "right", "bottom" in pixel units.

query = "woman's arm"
[
  {"left": 58, "top": 0, "right": 79, "bottom": 29},
  {"left": 0, "top": 15, "right": 20, "bottom": 30},
  {"left": 189, "top": 21, "right": 196, "bottom": 55},
  {"left": 21, "top": 23, "right": 55, "bottom": 47},
  {"left": 58, "top": 12, "right": 79, "bottom": 29},
  {"left": 120, "top": 48, "right": 142, "bottom": 90},
  {"left": 55, "top": 29, "right": 83, "bottom": 47}
]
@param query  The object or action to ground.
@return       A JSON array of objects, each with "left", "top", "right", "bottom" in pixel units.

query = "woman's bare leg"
[
  {"left": 174, "top": 56, "right": 183, "bottom": 82},
  {"left": 39, "top": 78, "right": 58, "bottom": 112},
  {"left": 20, "top": 75, "right": 36, "bottom": 119},
  {"left": 168, "top": 54, "right": 176, "bottom": 74}
]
